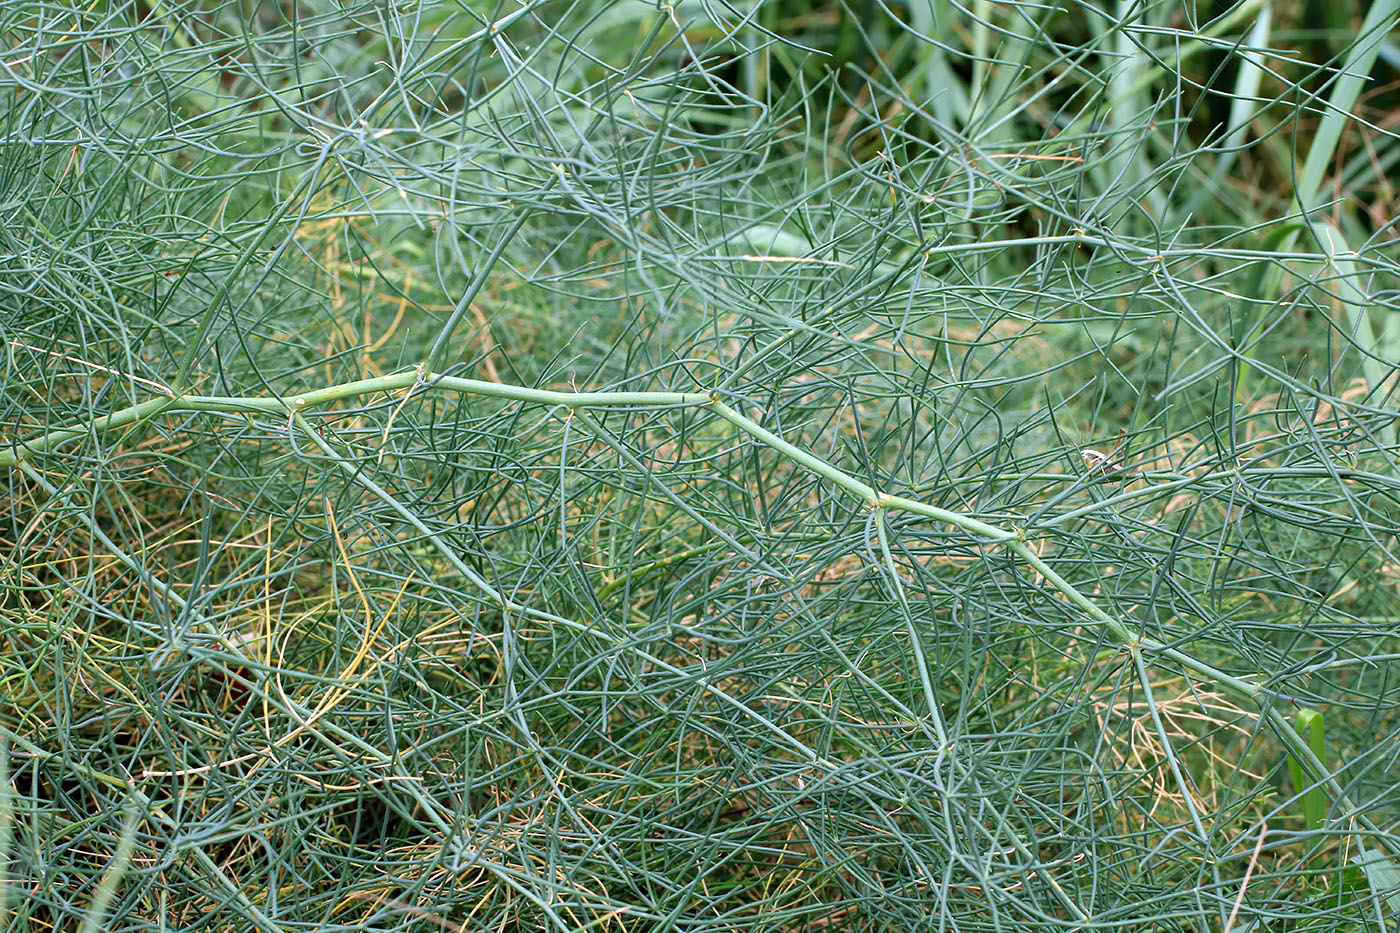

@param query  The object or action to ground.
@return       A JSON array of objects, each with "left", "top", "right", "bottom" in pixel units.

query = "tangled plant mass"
[{"left": 3, "top": 0, "right": 1400, "bottom": 930}]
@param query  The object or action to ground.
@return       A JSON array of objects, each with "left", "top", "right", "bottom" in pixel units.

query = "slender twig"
[{"left": 7, "top": 370, "right": 1379, "bottom": 856}]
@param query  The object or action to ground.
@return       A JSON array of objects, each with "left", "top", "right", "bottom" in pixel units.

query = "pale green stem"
[
  {"left": 1131, "top": 646, "right": 1226, "bottom": 924},
  {"left": 6, "top": 370, "right": 1391, "bottom": 866}
]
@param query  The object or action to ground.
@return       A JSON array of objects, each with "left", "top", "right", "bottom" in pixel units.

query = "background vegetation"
[{"left": 3, "top": 0, "right": 1400, "bottom": 929}]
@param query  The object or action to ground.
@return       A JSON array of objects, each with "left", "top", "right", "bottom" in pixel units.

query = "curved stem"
[{"left": 6, "top": 369, "right": 1387, "bottom": 856}]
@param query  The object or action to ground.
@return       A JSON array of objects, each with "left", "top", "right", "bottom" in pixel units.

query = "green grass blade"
[{"left": 1286, "top": 707, "right": 1328, "bottom": 831}]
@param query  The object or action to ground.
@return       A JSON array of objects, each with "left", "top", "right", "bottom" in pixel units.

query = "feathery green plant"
[{"left": 3, "top": 0, "right": 1400, "bottom": 930}]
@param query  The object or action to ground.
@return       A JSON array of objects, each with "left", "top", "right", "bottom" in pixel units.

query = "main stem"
[{"left": 3, "top": 368, "right": 1373, "bottom": 840}]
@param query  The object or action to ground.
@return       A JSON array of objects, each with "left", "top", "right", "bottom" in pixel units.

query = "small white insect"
[{"left": 1080, "top": 448, "right": 1125, "bottom": 476}]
